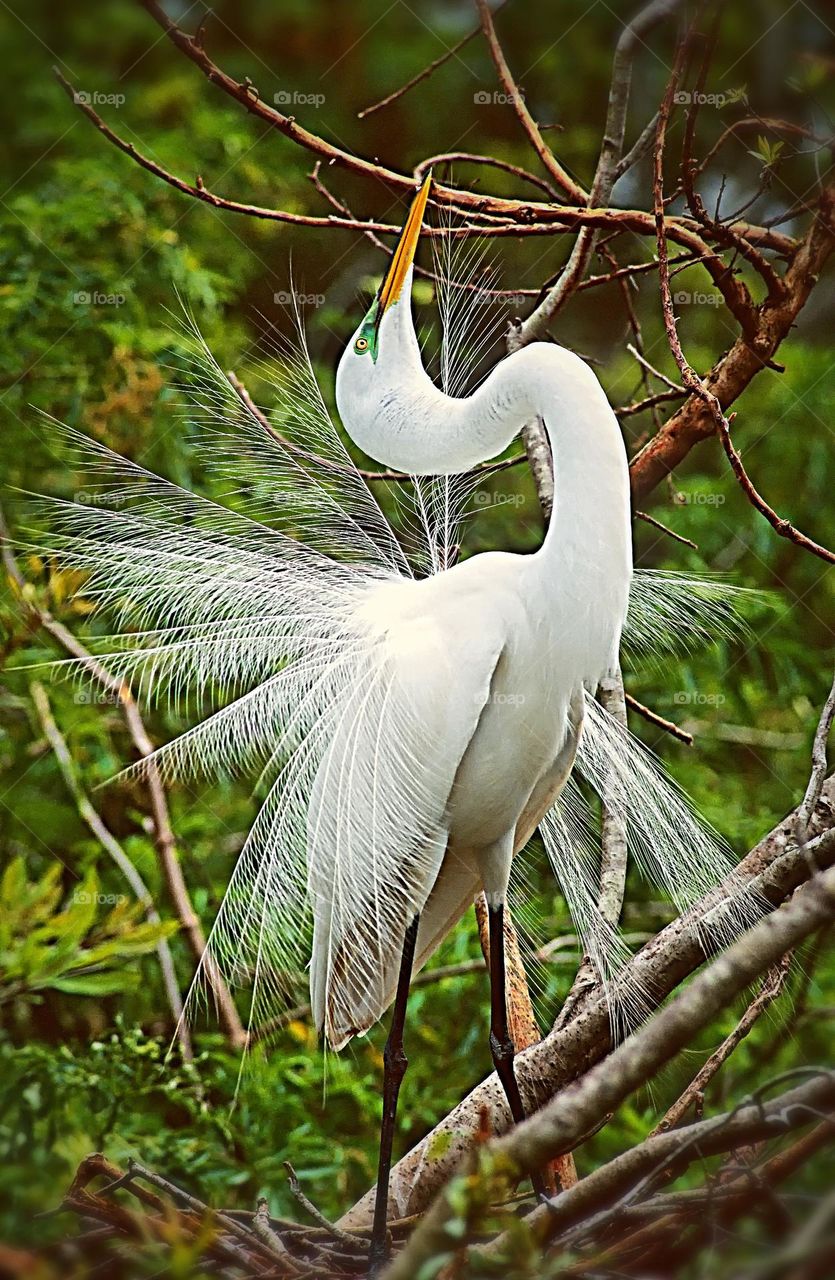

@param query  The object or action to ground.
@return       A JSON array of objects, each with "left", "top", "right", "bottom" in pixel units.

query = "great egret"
[{"left": 35, "top": 175, "right": 756, "bottom": 1271}]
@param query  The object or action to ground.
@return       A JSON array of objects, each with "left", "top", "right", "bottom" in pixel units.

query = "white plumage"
[{"left": 32, "top": 200, "right": 756, "bottom": 1060}]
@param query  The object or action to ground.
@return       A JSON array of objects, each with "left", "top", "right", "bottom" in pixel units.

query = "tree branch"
[
  {"left": 29, "top": 679, "right": 191, "bottom": 1059},
  {"left": 0, "top": 504, "right": 246, "bottom": 1050},
  {"left": 796, "top": 669, "right": 835, "bottom": 846},
  {"left": 649, "top": 953, "right": 792, "bottom": 1135},
  {"left": 646, "top": 46, "right": 835, "bottom": 564},
  {"left": 341, "top": 774, "right": 835, "bottom": 1229},
  {"left": 383, "top": 842, "right": 835, "bottom": 1277}
]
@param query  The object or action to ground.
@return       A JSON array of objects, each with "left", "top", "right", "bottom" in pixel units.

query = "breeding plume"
[{"left": 39, "top": 176, "right": 755, "bottom": 1267}]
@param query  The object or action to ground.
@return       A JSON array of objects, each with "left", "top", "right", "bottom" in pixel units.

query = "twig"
[
  {"left": 650, "top": 954, "right": 792, "bottom": 1135},
  {"left": 795, "top": 667, "right": 835, "bottom": 846},
  {"left": 29, "top": 680, "right": 191, "bottom": 1059},
  {"left": 616, "top": 387, "right": 687, "bottom": 419},
  {"left": 283, "top": 1163, "right": 365, "bottom": 1246},
  {"left": 413, "top": 150, "right": 560, "bottom": 199},
  {"left": 0, "top": 503, "right": 246, "bottom": 1049},
  {"left": 626, "top": 342, "right": 685, "bottom": 392},
  {"left": 679, "top": 28, "right": 781, "bottom": 314},
  {"left": 356, "top": 4, "right": 508, "bottom": 119},
  {"left": 651, "top": 52, "right": 835, "bottom": 566},
  {"left": 624, "top": 691, "right": 694, "bottom": 743},
  {"left": 474, "top": 0, "right": 586, "bottom": 205},
  {"left": 634, "top": 509, "right": 698, "bottom": 550},
  {"left": 513, "top": 0, "right": 688, "bottom": 341},
  {"left": 252, "top": 1198, "right": 291, "bottom": 1258}
]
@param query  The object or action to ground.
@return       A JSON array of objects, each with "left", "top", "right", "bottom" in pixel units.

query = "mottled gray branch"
[
  {"left": 30, "top": 680, "right": 190, "bottom": 1059},
  {"left": 383, "top": 832, "right": 835, "bottom": 1277},
  {"left": 342, "top": 775, "right": 835, "bottom": 1230}
]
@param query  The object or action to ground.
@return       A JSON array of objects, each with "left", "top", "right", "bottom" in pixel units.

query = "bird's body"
[
  {"left": 37, "top": 176, "right": 757, "bottom": 1268},
  {"left": 315, "top": 333, "right": 632, "bottom": 1045}
]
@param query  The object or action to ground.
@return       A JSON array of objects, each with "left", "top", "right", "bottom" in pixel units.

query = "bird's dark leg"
[
  {"left": 488, "top": 899, "right": 548, "bottom": 1201},
  {"left": 368, "top": 913, "right": 419, "bottom": 1274}
]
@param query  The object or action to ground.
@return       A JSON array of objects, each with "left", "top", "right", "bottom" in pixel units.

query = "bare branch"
[
  {"left": 0, "top": 504, "right": 246, "bottom": 1050},
  {"left": 796, "top": 668, "right": 835, "bottom": 845},
  {"left": 630, "top": 186, "right": 835, "bottom": 501},
  {"left": 485, "top": 1070, "right": 834, "bottom": 1261},
  {"left": 383, "top": 840, "right": 835, "bottom": 1277},
  {"left": 624, "top": 690, "right": 694, "bottom": 744},
  {"left": 514, "top": 0, "right": 687, "bottom": 342},
  {"left": 356, "top": 4, "right": 507, "bottom": 119},
  {"left": 474, "top": 0, "right": 587, "bottom": 204},
  {"left": 649, "top": 52, "right": 835, "bottom": 565},
  {"left": 650, "top": 953, "right": 792, "bottom": 1135},
  {"left": 29, "top": 679, "right": 191, "bottom": 1060},
  {"left": 634, "top": 509, "right": 698, "bottom": 550},
  {"left": 598, "top": 671, "right": 630, "bottom": 927},
  {"left": 341, "top": 776, "right": 835, "bottom": 1229}
]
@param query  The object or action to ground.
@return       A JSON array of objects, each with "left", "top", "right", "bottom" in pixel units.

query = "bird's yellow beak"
[{"left": 377, "top": 174, "right": 432, "bottom": 315}]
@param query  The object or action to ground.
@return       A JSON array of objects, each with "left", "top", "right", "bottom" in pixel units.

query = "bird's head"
[{"left": 336, "top": 175, "right": 432, "bottom": 458}]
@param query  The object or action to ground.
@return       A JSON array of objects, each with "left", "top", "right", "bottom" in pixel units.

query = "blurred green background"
[{"left": 0, "top": 0, "right": 833, "bottom": 1270}]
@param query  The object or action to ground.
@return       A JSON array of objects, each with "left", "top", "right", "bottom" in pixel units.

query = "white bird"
[{"left": 35, "top": 175, "right": 756, "bottom": 1268}]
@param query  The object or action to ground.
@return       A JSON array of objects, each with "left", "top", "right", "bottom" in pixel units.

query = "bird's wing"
[{"left": 308, "top": 589, "right": 507, "bottom": 1048}]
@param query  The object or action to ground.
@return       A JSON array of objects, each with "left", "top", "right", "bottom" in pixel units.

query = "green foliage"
[{"left": 0, "top": 858, "right": 175, "bottom": 1011}]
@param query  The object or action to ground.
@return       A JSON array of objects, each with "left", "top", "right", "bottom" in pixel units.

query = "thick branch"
[
  {"left": 30, "top": 679, "right": 191, "bottom": 1059},
  {"left": 341, "top": 774, "right": 835, "bottom": 1228},
  {"left": 0, "top": 505, "right": 246, "bottom": 1049},
  {"left": 384, "top": 841, "right": 835, "bottom": 1277}
]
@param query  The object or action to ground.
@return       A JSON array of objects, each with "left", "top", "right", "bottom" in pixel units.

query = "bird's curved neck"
[{"left": 354, "top": 336, "right": 631, "bottom": 588}]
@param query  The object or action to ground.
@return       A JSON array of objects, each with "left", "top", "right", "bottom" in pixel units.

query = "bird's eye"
[{"left": 355, "top": 337, "right": 369, "bottom": 353}]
